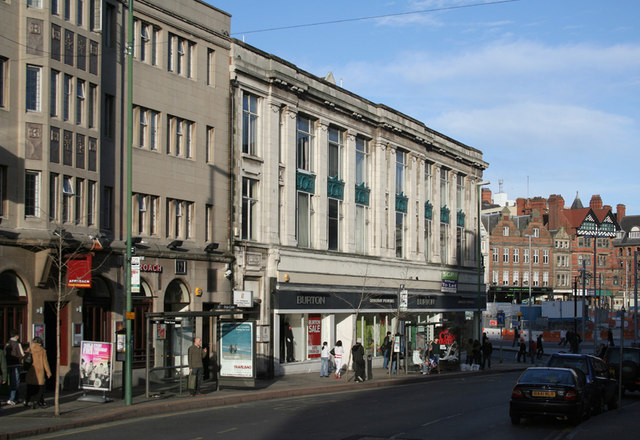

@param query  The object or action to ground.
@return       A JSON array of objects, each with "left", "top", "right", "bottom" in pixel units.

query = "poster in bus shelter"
[
  {"left": 219, "top": 321, "right": 254, "bottom": 378},
  {"left": 79, "top": 341, "right": 113, "bottom": 391}
]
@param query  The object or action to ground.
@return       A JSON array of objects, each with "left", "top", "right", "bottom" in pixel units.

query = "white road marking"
[{"left": 421, "top": 412, "right": 463, "bottom": 427}]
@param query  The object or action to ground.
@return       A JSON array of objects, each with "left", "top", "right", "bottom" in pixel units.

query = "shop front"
[{"left": 272, "top": 283, "right": 484, "bottom": 374}]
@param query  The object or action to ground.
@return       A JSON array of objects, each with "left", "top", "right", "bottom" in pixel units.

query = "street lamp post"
[
  {"left": 476, "top": 181, "right": 490, "bottom": 340},
  {"left": 581, "top": 260, "right": 587, "bottom": 348},
  {"left": 634, "top": 250, "right": 638, "bottom": 346},
  {"left": 526, "top": 234, "right": 533, "bottom": 364},
  {"left": 593, "top": 236, "right": 599, "bottom": 354},
  {"left": 124, "top": 0, "right": 134, "bottom": 406},
  {"left": 576, "top": 213, "right": 618, "bottom": 354},
  {"left": 573, "top": 276, "right": 578, "bottom": 336}
]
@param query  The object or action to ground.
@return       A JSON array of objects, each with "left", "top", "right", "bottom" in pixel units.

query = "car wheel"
[
  {"left": 510, "top": 415, "right": 520, "bottom": 425},
  {"left": 569, "top": 414, "right": 582, "bottom": 425},
  {"left": 608, "top": 397, "right": 619, "bottom": 410}
]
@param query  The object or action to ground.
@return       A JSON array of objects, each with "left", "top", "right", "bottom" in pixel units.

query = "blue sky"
[{"left": 210, "top": 0, "right": 640, "bottom": 215}]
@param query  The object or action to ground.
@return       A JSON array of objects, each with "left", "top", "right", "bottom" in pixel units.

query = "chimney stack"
[
  {"left": 590, "top": 194, "right": 603, "bottom": 210},
  {"left": 517, "top": 198, "right": 530, "bottom": 215},
  {"left": 617, "top": 204, "right": 626, "bottom": 222},
  {"left": 482, "top": 188, "right": 492, "bottom": 205},
  {"left": 548, "top": 194, "right": 565, "bottom": 231}
]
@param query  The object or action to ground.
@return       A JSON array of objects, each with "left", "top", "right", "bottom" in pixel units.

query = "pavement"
[{"left": 0, "top": 345, "right": 557, "bottom": 440}]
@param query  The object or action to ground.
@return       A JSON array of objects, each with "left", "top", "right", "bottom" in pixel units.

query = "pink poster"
[
  {"left": 80, "top": 341, "right": 113, "bottom": 391},
  {"left": 307, "top": 314, "right": 321, "bottom": 358}
]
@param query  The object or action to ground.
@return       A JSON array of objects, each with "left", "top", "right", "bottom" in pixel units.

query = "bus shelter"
[
  {"left": 144, "top": 310, "right": 257, "bottom": 398},
  {"left": 403, "top": 321, "right": 461, "bottom": 374}
]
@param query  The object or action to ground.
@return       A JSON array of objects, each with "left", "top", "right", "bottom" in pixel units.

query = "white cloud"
[
  {"left": 433, "top": 102, "right": 636, "bottom": 154},
  {"left": 386, "top": 41, "right": 640, "bottom": 85}
]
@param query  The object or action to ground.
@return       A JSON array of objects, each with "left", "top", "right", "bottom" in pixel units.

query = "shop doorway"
[
  {"left": 0, "top": 271, "right": 28, "bottom": 343},
  {"left": 132, "top": 280, "right": 153, "bottom": 368},
  {"left": 82, "top": 277, "right": 112, "bottom": 342}
]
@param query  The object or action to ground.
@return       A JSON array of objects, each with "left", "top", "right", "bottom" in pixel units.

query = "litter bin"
[{"left": 367, "top": 354, "right": 373, "bottom": 380}]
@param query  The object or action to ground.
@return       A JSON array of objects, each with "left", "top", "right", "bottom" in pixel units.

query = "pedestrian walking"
[
  {"left": 352, "top": 338, "right": 365, "bottom": 382},
  {"left": 517, "top": 339, "right": 527, "bottom": 363},
  {"left": 320, "top": 342, "right": 330, "bottom": 377},
  {"left": 481, "top": 339, "right": 493, "bottom": 369},
  {"left": 381, "top": 331, "right": 392, "bottom": 370},
  {"left": 529, "top": 339, "right": 537, "bottom": 362},
  {"left": 472, "top": 339, "right": 482, "bottom": 365},
  {"left": 332, "top": 340, "right": 343, "bottom": 379},
  {"left": 568, "top": 331, "right": 581, "bottom": 354},
  {"left": 429, "top": 339, "right": 441, "bottom": 374},
  {"left": 23, "top": 337, "right": 51, "bottom": 409},
  {"left": 0, "top": 345, "right": 7, "bottom": 413},
  {"left": 536, "top": 334, "right": 544, "bottom": 359},
  {"left": 512, "top": 327, "right": 519, "bottom": 347},
  {"left": 607, "top": 328, "right": 615, "bottom": 347},
  {"left": 187, "top": 337, "right": 207, "bottom": 396},
  {"left": 465, "top": 338, "right": 474, "bottom": 365},
  {"left": 559, "top": 329, "right": 567, "bottom": 346},
  {"left": 5, "top": 329, "right": 24, "bottom": 406}
]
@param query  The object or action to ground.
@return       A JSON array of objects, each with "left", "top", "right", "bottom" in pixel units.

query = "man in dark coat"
[
  {"left": 352, "top": 338, "right": 365, "bottom": 382},
  {"left": 517, "top": 339, "right": 527, "bottom": 363},
  {"left": 188, "top": 337, "right": 207, "bottom": 396},
  {"left": 0, "top": 346, "right": 7, "bottom": 412},
  {"left": 5, "top": 329, "right": 24, "bottom": 405},
  {"left": 481, "top": 339, "right": 493, "bottom": 369},
  {"left": 381, "top": 331, "right": 392, "bottom": 369}
]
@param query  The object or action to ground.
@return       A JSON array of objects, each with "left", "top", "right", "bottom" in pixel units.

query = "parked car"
[
  {"left": 509, "top": 367, "right": 590, "bottom": 425},
  {"left": 547, "top": 353, "right": 618, "bottom": 414},
  {"left": 603, "top": 346, "right": 640, "bottom": 394}
]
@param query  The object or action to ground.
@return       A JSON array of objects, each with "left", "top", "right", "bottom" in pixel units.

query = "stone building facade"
[
  {"left": 229, "top": 41, "right": 488, "bottom": 374},
  {"left": 0, "top": 0, "right": 233, "bottom": 387}
]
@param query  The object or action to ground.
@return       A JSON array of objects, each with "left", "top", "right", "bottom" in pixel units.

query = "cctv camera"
[{"left": 224, "top": 269, "right": 232, "bottom": 278}]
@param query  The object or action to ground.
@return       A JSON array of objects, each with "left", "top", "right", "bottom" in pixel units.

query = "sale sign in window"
[{"left": 307, "top": 314, "right": 321, "bottom": 358}]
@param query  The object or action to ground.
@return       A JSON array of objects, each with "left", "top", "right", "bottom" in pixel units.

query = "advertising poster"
[
  {"left": 220, "top": 322, "right": 254, "bottom": 378},
  {"left": 307, "top": 314, "right": 321, "bottom": 358},
  {"left": 32, "top": 323, "right": 45, "bottom": 341},
  {"left": 79, "top": 341, "right": 113, "bottom": 391}
]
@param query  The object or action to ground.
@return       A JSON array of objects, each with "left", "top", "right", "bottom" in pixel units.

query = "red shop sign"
[{"left": 67, "top": 255, "right": 92, "bottom": 288}]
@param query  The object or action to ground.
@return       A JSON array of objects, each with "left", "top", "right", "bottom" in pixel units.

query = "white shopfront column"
[{"left": 322, "top": 314, "right": 336, "bottom": 345}]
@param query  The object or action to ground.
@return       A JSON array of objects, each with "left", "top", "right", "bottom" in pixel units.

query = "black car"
[
  {"left": 509, "top": 367, "right": 590, "bottom": 425},
  {"left": 603, "top": 346, "right": 640, "bottom": 393},
  {"left": 547, "top": 353, "right": 618, "bottom": 414}
]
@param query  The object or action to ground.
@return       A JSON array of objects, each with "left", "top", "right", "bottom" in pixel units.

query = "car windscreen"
[
  {"left": 519, "top": 369, "right": 575, "bottom": 386},
  {"left": 548, "top": 357, "right": 589, "bottom": 375}
]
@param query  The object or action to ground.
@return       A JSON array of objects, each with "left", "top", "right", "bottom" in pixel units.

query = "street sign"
[
  {"left": 215, "top": 304, "right": 237, "bottom": 311},
  {"left": 131, "top": 257, "right": 140, "bottom": 293},
  {"left": 399, "top": 289, "right": 408, "bottom": 312}
]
